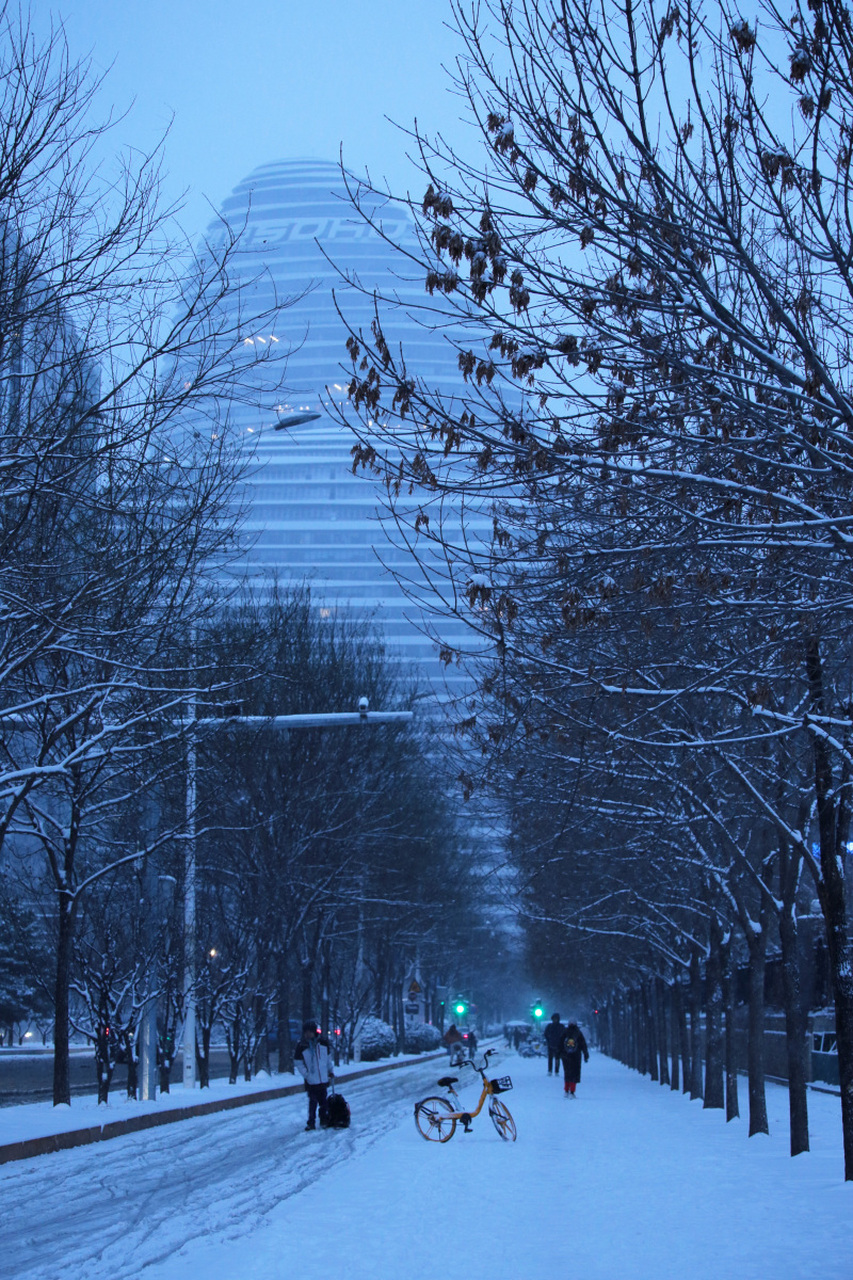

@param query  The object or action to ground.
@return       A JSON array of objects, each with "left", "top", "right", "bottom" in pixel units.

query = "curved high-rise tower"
[{"left": 210, "top": 158, "right": 472, "bottom": 684}]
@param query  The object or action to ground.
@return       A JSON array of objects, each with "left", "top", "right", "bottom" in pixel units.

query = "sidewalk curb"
[{"left": 0, "top": 1050, "right": 447, "bottom": 1167}]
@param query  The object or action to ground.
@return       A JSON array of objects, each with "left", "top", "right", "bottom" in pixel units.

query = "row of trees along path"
[
  {"left": 333, "top": 0, "right": 853, "bottom": 1178},
  {"left": 0, "top": 5, "right": 293, "bottom": 1106}
]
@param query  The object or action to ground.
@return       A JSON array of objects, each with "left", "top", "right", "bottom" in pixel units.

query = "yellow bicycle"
[{"left": 414, "top": 1048, "right": 517, "bottom": 1142}]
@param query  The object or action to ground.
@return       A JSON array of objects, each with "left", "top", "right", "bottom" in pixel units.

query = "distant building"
[{"left": 208, "top": 158, "right": 481, "bottom": 689}]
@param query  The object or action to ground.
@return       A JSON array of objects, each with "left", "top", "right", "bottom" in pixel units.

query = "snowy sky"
[{"left": 33, "top": 0, "right": 471, "bottom": 238}]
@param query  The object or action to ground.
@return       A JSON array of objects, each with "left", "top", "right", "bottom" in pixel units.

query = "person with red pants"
[{"left": 559, "top": 1021, "right": 589, "bottom": 1097}]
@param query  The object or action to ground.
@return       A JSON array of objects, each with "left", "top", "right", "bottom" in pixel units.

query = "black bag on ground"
[{"left": 322, "top": 1087, "right": 351, "bottom": 1129}]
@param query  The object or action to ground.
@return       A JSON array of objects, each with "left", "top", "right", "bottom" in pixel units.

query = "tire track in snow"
[{"left": 2, "top": 1056, "right": 473, "bottom": 1279}]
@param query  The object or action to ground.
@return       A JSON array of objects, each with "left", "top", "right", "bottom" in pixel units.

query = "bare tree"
[
  {"left": 335, "top": 0, "right": 853, "bottom": 1174},
  {"left": 192, "top": 583, "right": 479, "bottom": 1073},
  {"left": 0, "top": 6, "right": 293, "bottom": 1103}
]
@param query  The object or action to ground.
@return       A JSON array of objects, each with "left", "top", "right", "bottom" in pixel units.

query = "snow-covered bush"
[
  {"left": 404, "top": 1023, "right": 442, "bottom": 1053},
  {"left": 357, "top": 1016, "right": 396, "bottom": 1061}
]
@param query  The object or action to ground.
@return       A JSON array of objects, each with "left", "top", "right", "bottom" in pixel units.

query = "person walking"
[
  {"left": 294, "top": 1018, "right": 334, "bottom": 1130},
  {"left": 443, "top": 1023, "right": 465, "bottom": 1065},
  {"left": 544, "top": 1012, "right": 565, "bottom": 1076},
  {"left": 559, "top": 1020, "right": 589, "bottom": 1097}
]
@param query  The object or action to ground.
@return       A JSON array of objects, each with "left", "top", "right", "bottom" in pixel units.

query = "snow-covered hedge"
[
  {"left": 404, "top": 1023, "right": 442, "bottom": 1053},
  {"left": 357, "top": 1016, "right": 396, "bottom": 1061}
]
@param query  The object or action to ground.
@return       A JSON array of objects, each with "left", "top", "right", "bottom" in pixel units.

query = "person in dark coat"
[
  {"left": 544, "top": 1012, "right": 565, "bottom": 1076},
  {"left": 294, "top": 1018, "right": 335, "bottom": 1130},
  {"left": 559, "top": 1021, "right": 589, "bottom": 1096},
  {"left": 443, "top": 1022, "right": 465, "bottom": 1065}
]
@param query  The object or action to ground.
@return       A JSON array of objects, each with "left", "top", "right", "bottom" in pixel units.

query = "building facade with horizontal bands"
[{"left": 210, "top": 158, "right": 481, "bottom": 690}]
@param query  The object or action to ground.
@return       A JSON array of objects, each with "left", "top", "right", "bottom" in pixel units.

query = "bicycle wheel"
[
  {"left": 489, "top": 1097, "right": 517, "bottom": 1141},
  {"left": 415, "top": 1096, "right": 457, "bottom": 1142}
]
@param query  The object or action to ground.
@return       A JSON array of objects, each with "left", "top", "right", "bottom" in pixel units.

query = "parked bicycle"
[
  {"left": 414, "top": 1048, "right": 517, "bottom": 1142},
  {"left": 517, "top": 1037, "right": 546, "bottom": 1059}
]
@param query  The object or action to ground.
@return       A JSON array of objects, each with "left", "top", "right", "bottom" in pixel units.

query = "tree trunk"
[
  {"left": 689, "top": 951, "right": 704, "bottom": 1101},
  {"left": 95, "top": 1032, "right": 114, "bottom": 1103},
  {"left": 655, "top": 977, "right": 670, "bottom": 1086},
  {"left": 821, "top": 894, "right": 853, "bottom": 1180},
  {"left": 196, "top": 1023, "right": 211, "bottom": 1088},
  {"left": 669, "top": 981, "right": 680, "bottom": 1092},
  {"left": 704, "top": 920, "right": 724, "bottom": 1111},
  {"left": 600, "top": 1002, "right": 611, "bottom": 1057},
  {"left": 643, "top": 982, "right": 658, "bottom": 1081},
  {"left": 617, "top": 993, "right": 628, "bottom": 1064},
  {"left": 633, "top": 987, "right": 643, "bottom": 1074},
  {"left": 253, "top": 994, "right": 270, "bottom": 1077},
  {"left": 320, "top": 942, "right": 331, "bottom": 1037},
  {"left": 332, "top": 1000, "right": 341, "bottom": 1066},
  {"left": 125, "top": 1032, "right": 139, "bottom": 1101},
  {"left": 301, "top": 959, "right": 313, "bottom": 1023},
  {"left": 677, "top": 978, "right": 691, "bottom": 1093},
  {"left": 721, "top": 932, "right": 739, "bottom": 1122},
  {"left": 52, "top": 891, "right": 75, "bottom": 1106},
  {"left": 806, "top": 636, "right": 853, "bottom": 1178},
  {"left": 745, "top": 924, "right": 769, "bottom": 1136},
  {"left": 617, "top": 993, "right": 630, "bottom": 1075},
  {"left": 95, "top": 989, "right": 115, "bottom": 1105},
  {"left": 778, "top": 860, "right": 809, "bottom": 1155},
  {"left": 277, "top": 949, "right": 294, "bottom": 1074},
  {"left": 611, "top": 995, "right": 623, "bottom": 1063},
  {"left": 226, "top": 1002, "right": 243, "bottom": 1084},
  {"left": 395, "top": 982, "right": 406, "bottom": 1055},
  {"left": 158, "top": 1025, "right": 176, "bottom": 1095}
]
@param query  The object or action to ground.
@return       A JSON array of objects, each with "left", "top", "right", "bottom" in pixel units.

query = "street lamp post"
[{"left": 180, "top": 699, "right": 413, "bottom": 1090}]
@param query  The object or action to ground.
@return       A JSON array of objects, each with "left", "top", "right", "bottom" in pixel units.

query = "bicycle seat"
[{"left": 438, "top": 1076, "right": 459, "bottom": 1087}]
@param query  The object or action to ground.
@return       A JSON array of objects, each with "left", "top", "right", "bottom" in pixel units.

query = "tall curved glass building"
[{"left": 209, "top": 158, "right": 475, "bottom": 687}]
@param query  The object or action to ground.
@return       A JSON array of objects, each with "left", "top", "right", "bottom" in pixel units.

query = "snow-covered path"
[
  {"left": 2, "top": 1058, "right": 446, "bottom": 1279},
  {"left": 3, "top": 1051, "right": 851, "bottom": 1279}
]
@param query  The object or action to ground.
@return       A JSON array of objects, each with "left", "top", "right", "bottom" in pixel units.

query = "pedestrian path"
[
  {"left": 146, "top": 1049, "right": 851, "bottom": 1280},
  {"left": 3, "top": 1049, "right": 850, "bottom": 1280}
]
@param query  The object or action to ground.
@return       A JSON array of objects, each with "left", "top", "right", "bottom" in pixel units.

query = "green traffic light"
[
  {"left": 533, "top": 1005, "right": 544, "bottom": 1019},
  {"left": 455, "top": 1002, "right": 466, "bottom": 1016}
]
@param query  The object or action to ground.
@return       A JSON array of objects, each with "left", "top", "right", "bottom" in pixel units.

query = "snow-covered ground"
[{"left": 2, "top": 1050, "right": 851, "bottom": 1279}]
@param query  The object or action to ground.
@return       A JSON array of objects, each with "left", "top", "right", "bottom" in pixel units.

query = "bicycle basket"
[{"left": 490, "top": 1076, "right": 513, "bottom": 1094}]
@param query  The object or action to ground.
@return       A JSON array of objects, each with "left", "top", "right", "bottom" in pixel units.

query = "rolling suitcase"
[{"left": 322, "top": 1083, "right": 351, "bottom": 1129}]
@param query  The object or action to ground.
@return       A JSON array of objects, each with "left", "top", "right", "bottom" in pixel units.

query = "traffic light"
[
  {"left": 532, "top": 1002, "right": 544, "bottom": 1020},
  {"left": 454, "top": 1000, "right": 467, "bottom": 1017}
]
